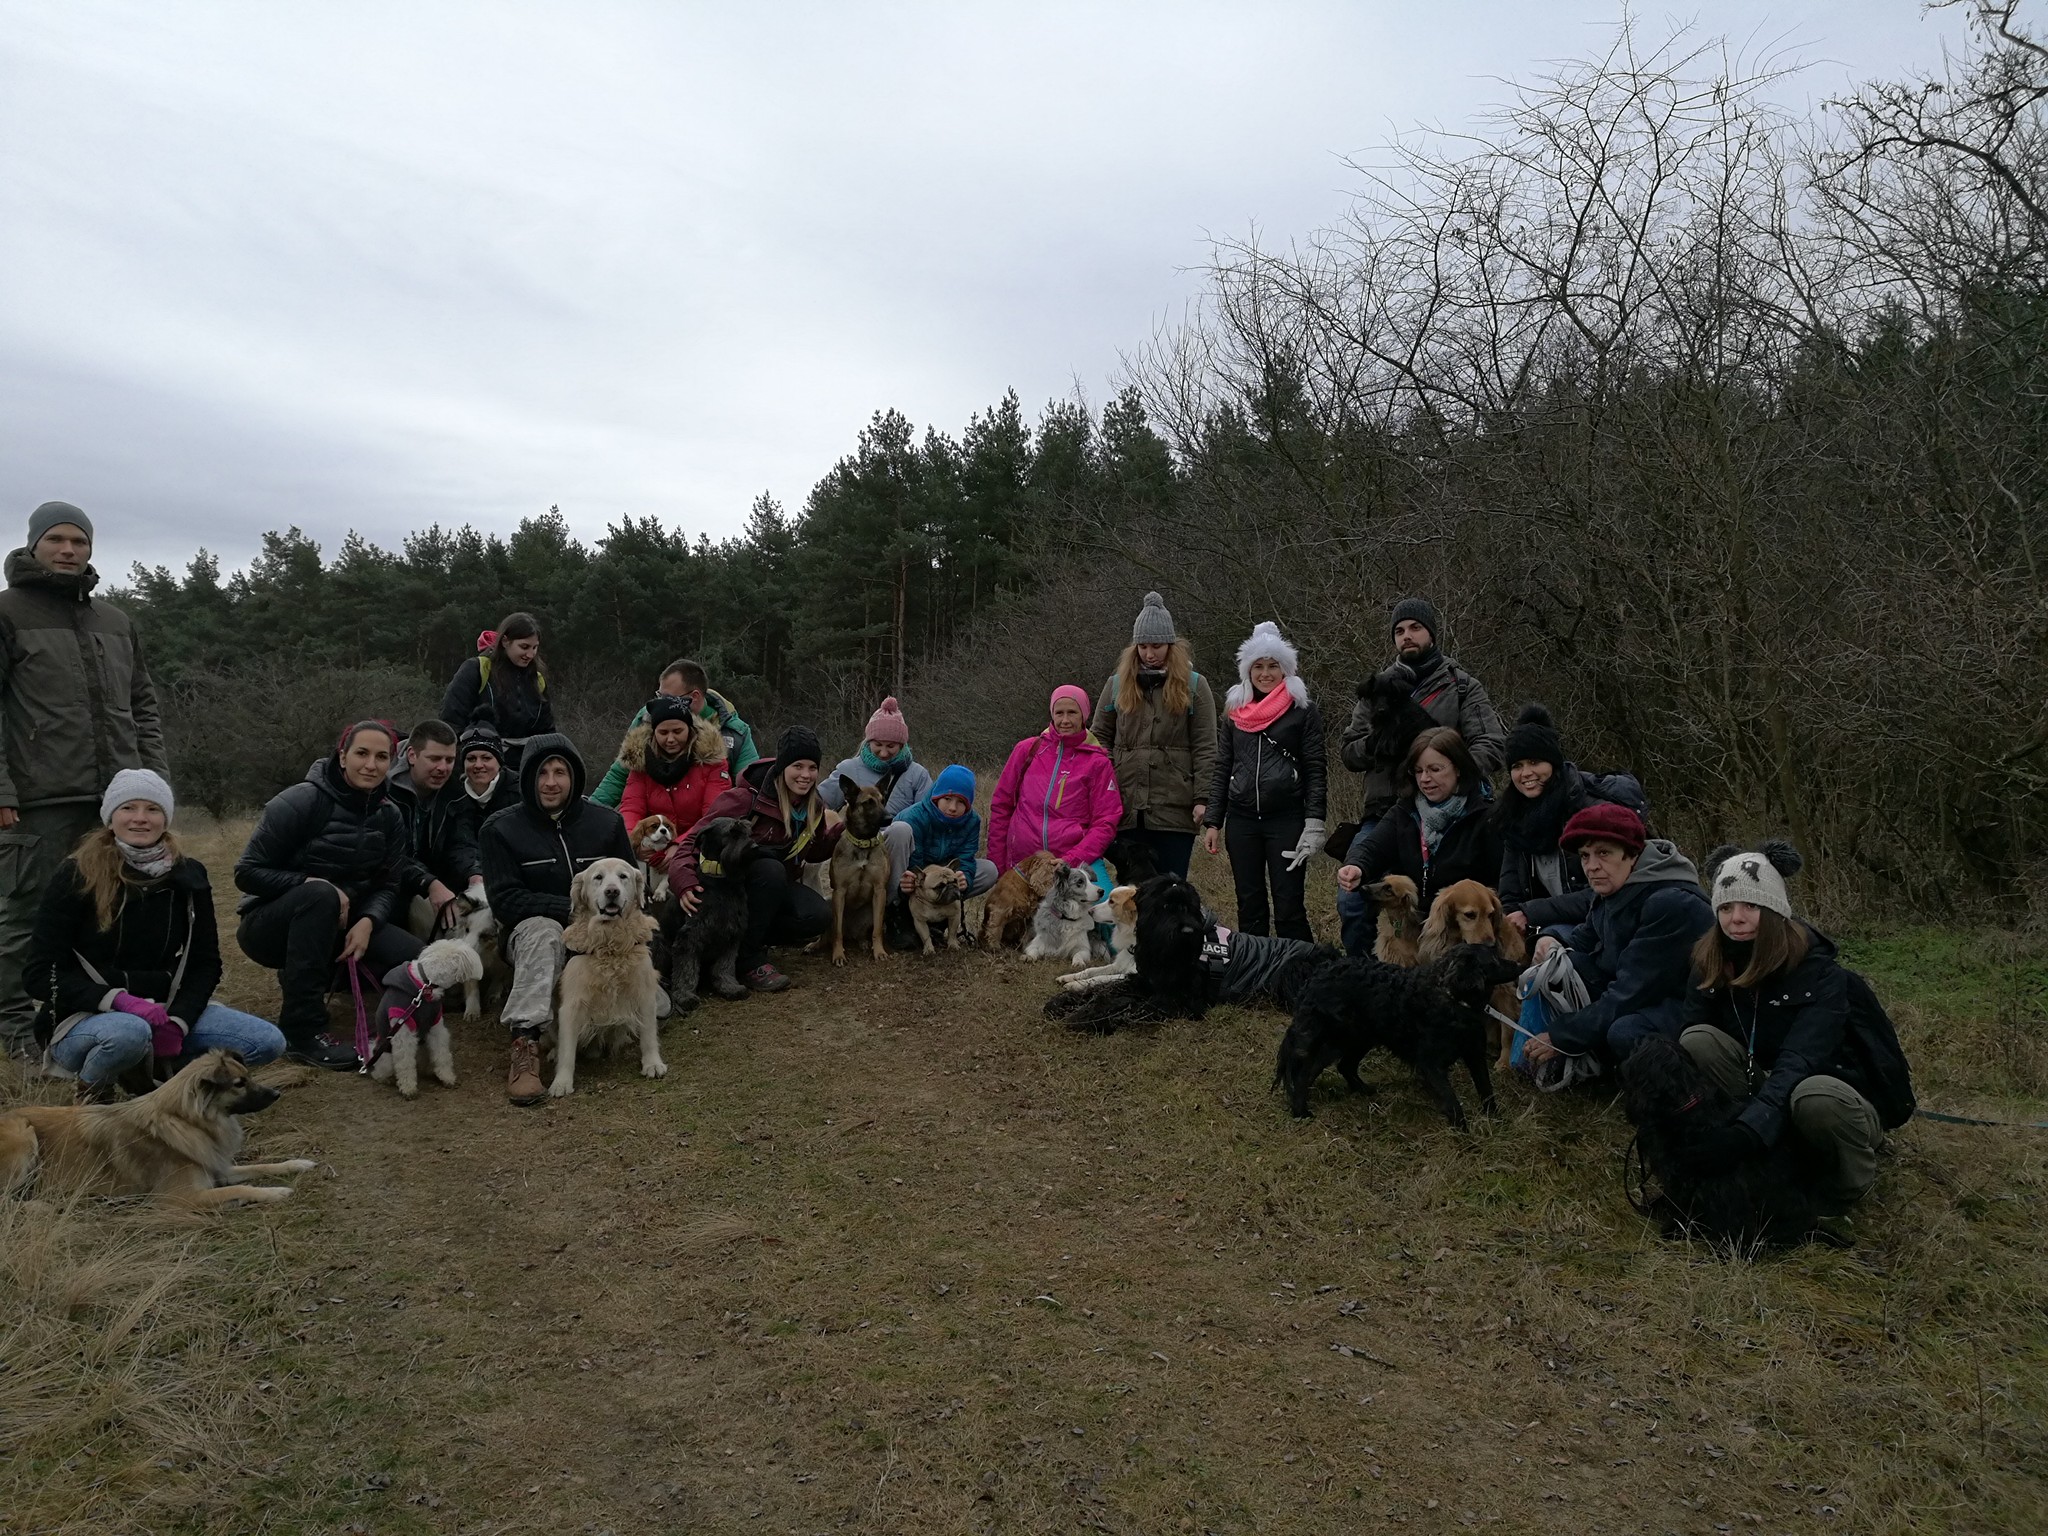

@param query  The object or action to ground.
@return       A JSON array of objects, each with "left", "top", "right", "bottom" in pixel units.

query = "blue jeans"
[
  {"left": 48, "top": 1002, "right": 286, "bottom": 1085},
  {"left": 1333, "top": 817, "right": 1381, "bottom": 956}
]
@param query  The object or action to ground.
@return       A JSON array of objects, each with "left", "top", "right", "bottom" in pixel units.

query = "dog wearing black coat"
[
  {"left": 662, "top": 817, "right": 754, "bottom": 1012},
  {"left": 1619, "top": 1036, "right": 1836, "bottom": 1249},
  {"left": 1043, "top": 873, "right": 1339, "bottom": 1034},
  {"left": 1273, "top": 944, "right": 1522, "bottom": 1127}
]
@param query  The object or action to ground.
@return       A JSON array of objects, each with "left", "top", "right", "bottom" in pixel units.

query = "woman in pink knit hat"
[
  {"left": 987, "top": 686, "right": 1123, "bottom": 893},
  {"left": 820, "top": 696, "right": 937, "bottom": 900}
]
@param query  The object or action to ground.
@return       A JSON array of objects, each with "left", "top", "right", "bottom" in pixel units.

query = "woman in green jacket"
[{"left": 1090, "top": 592, "right": 1218, "bottom": 879}]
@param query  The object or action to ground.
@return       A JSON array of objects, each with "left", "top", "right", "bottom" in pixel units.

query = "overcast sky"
[{"left": 0, "top": 1, "right": 1966, "bottom": 574}]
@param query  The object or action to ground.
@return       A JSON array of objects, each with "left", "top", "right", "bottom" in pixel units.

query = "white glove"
[{"left": 1284, "top": 818, "right": 1326, "bottom": 872}]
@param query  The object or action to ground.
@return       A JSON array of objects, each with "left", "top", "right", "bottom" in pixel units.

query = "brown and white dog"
[
  {"left": 1057, "top": 884, "right": 1139, "bottom": 989},
  {"left": 629, "top": 815, "right": 678, "bottom": 905},
  {"left": 0, "top": 1050, "right": 315, "bottom": 1207},
  {"left": 979, "top": 851, "right": 1063, "bottom": 949},
  {"left": 552, "top": 858, "right": 665, "bottom": 1097},
  {"left": 1417, "top": 879, "right": 1527, "bottom": 1067},
  {"left": 1366, "top": 875, "right": 1424, "bottom": 967}
]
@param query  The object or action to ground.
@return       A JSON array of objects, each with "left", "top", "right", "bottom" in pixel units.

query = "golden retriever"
[
  {"left": 0, "top": 1050, "right": 315, "bottom": 1207},
  {"left": 980, "top": 851, "right": 1063, "bottom": 949},
  {"left": 1418, "top": 878, "right": 1528, "bottom": 1067},
  {"left": 552, "top": 857, "right": 665, "bottom": 1098},
  {"left": 1366, "top": 874, "right": 1424, "bottom": 966}
]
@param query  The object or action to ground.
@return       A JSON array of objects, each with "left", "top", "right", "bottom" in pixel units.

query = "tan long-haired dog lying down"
[
  {"left": 1417, "top": 879, "right": 1528, "bottom": 1068},
  {"left": 551, "top": 857, "right": 665, "bottom": 1098},
  {"left": 0, "top": 1050, "right": 316, "bottom": 1207}
]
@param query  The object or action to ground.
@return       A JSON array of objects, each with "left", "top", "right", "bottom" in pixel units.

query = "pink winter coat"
[{"left": 987, "top": 728, "right": 1124, "bottom": 873}]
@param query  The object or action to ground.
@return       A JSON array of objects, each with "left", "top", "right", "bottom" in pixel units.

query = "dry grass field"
[{"left": 4, "top": 817, "right": 2046, "bottom": 1535}]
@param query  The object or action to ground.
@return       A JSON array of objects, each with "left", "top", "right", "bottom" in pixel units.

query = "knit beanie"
[
  {"left": 644, "top": 694, "right": 693, "bottom": 727},
  {"left": 1704, "top": 841, "right": 1802, "bottom": 919},
  {"left": 1050, "top": 684, "right": 1092, "bottom": 721},
  {"left": 1389, "top": 596, "right": 1442, "bottom": 643},
  {"left": 930, "top": 764, "right": 976, "bottom": 804},
  {"left": 1226, "top": 621, "right": 1308, "bottom": 711},
  {"left": 1559, "top": 802, "right": 1646, "bottom": 855},
  {"left": 776, "top": 724, "right": 823, "bottom": 768},
  {"left": 864, "top": 696, "right": 910, "bottom": 746},
  {"left": 1503, "top": 702, "right": 1565, "bottom": 771},
  {"left": 101, "top": 768, "right": 174, "bottom": 826},
  {"left": 458, "top": 725, "right": 504, "bottom": 763},
  {"left": 28, "top": 501, "right": 92, "bottom": 549},
  {"left": 1131, "top": 591, "right": 1177, "bottom": 645}
]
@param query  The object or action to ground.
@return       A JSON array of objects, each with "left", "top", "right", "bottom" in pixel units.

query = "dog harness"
[{"left": 360, "top": 961, "right": 444, "bottom": 1074}]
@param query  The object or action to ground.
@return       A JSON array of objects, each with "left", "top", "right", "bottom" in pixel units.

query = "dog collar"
[
  {"left": 844, "top": 831, "right": 885, "bottom": 851},
  {"left": 699, "top": 858, "right": 724, "bottom": 877}
]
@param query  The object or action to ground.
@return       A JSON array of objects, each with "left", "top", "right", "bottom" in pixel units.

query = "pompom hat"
[
  {"left": 1704, "top": 841, "right": 1802, "bottom": 919},
  {"left": 1504, "top": 702, "right": 1564, "bottom": 771},
  {"left": 1225, "top": 621, "right": 1308, "bottom": 711},
  {"left": 864, "top": 696, "right": 910, "bottom": 745},
  {"left": 1131, "top": 591, "right": 1177, "bottom": 645}
]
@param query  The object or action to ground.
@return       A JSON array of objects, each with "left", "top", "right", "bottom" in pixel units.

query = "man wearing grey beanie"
[{"left": 0, "top": 502, "right": 167, "bottom": 1055}]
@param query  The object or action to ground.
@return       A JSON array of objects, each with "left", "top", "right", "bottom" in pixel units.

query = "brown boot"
[{"left": 506, "top": 1032, "right": 545, "bottom": 1106}]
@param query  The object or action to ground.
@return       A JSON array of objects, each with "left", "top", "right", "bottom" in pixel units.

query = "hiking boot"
[
  {"left": 744, "top": 963, "right": 791, "bottom": 993},
  {"left": 285, "top": 1032, "right": 358, "bottom": 1072},
  {"left": 506, "top": 1033, "right": 545, "bottom": 1106}
]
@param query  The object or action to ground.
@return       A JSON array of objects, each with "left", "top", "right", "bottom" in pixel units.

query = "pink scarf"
[{"left": 1230, "top": 685, "right": 1294, "bottom": 733}]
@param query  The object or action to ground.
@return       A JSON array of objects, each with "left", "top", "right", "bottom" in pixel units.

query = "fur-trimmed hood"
[
  {"left": 1225, "top": 620, "right": 1310, "bottom": 712},
  {"left": 617, "top": 712, "right": 725, "bottom": 771}
]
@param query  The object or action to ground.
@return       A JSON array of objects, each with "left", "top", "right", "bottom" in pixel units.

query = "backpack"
[
  {"left": 1841, "top": 969, "right": 1917, "bottom": 1129},
  {"left": 1582, "top": 769, "right": 1649, "bottom": 818},
  {"left": 476, "top": 656, "right": 547, "bottom": 696}
]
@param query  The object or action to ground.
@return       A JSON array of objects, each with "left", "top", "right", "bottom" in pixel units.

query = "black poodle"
[
  {"left": 662, "top": 817, "right": 754, "bottom": 1012},
  {"left": 1273, "top": 943, "right": 1522, "bottom": 1127},
  {"left": 1619, "top": 1036, "right": 1838, "bottom": 1249}
]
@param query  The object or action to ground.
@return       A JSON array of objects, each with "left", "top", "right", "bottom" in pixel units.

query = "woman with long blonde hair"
[
  {"left": 1089, "top": 592, "right": 1218, "bottom": 878},
  {"left": 25, "top": 770, "right": 282, "bottom": 1101}
]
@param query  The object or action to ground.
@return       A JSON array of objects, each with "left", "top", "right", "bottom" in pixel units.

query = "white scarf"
[
  {"left": 465, "top": 773, "right": 501, "bottom": 805},
  {"left": 117, "top": 837, "right": 176, "bottom": 880}
]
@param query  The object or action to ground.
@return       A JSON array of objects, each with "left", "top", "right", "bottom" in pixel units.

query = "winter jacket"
[
  {"left": 476, "top": 733, "right": 633, "bottom": 929},
  {"left": 987, "top": 729, "right": 1123, "bottom": 872},
  {"left": 670, "top": 757, "right": 843, "bottom": 897},
  {"left": 617, "top": 718, "right": 735, "bottom": 859},
  {"left": 894, "top": 795, "right": 983, "bottom": 870},
  {"left": 1496, "top": 763, "right": 1648, "bottom": 928},
  {"left": 388, "top": 765, "right": 483, "bottom": 891},
  {"left": 590, "top": 690, "right": 759, "bottom": 806},
  {"left": 818, "top": 752, "right": 933, "bottom": 818},
  {"left": 1543, "top": 840, "right": 1714, "bottom": 1054},
  {"left": 25, "top": 854, "right": 222, "bottom": 1046},
  {"left": 1092, "top": 670, "right": 1219, "bottom": 834},
  {"left": 438, "top": 654, "right": 554, "bottom": 743},
  {"left": 0, "top": 550, "right": 167, "bottom": 811},
  {"left": 1680, "top": 924, "right": 1875, "bottom": 1146},
  {"left": 1205, "top": 699, "right": 1327, "bottom": 827},
  {"left": 234, "top": 756, "right": 423, "bottom": 923},
  {"left": 1356, "top": 786, "right": 1504, "bottom": 914},
  {"left": 1340, "top": 650, "right": 1504, "bottom": 819}
]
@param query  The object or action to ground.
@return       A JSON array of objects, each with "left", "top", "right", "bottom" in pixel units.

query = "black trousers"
[
  {"left": 237, "top": 882, "right": 421, "bottom": 1040},
  {"left": 740, "top": 859, "right": 831, "bottom": 972},
  {"left": 1223, "top": 813, "right": 1311, "bottom": 942}
]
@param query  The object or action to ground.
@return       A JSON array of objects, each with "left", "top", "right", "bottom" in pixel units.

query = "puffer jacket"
[
  {"left": 1205, "top": 698, "right": 1327, "bottom": 826},
  {"left": 617, "top": 717, "right": 734, "bottom": 858},
  {"left": 26, "top": 853, "right": 222, "bottom": 1045},
  {"left": 476, "top": 733, "right": 633, "bottom": 929},
  {"left": 1680, "top": 924, "right": 1873, "bottom": 1145},
  {"left": 234, "top": 756, "right": 423, "bottom": 922},
  {"left": 388, "top": 765, "right": 483, "bottom": 891},
  {"left": 894, "top": 795, "right": 983, "bottom": 870},
  {"left": 1339, "top": 650, "right": 1504, "bottom": 819},
  {"left": 591, "top": 690, "right": 759, "bottom": 806},
  {"left": 0, "top": 551, "right": 168, "bottom": 810},
  {"left": 818, "top": 751, "right": 933, "bottom": 818},
  {"left": 1544, "top": 840, "right": 1714, "bottom": 1053},
  {"left": 670, "top": 757, "right": 843, "bottom": 897},
  {"left": 438, "top": 654, "right": 554, "bottom": 743},
  {"left": 1356, "top": 786, "right": 1503, "bottom": 913},
  {"left": 1092, "top": 669, "right": 1219, "bottom": 834},
  {"left": 987, "top": 728, "right": 1123, "bottom": 872}
]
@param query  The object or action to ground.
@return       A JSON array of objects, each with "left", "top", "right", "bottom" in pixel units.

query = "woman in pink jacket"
[{"left": 988, "top": 686, "right": 1124, "bottom": 883}]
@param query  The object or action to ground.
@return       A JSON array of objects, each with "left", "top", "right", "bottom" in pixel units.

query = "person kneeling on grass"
[
  {"left": 670, "top": 726, "right": 842, "bottom": 995},
  {"left": 890, "top": 765, "right": 999, "bottom": 906},
  {"left": 1676, "top": 842, "right": 1910, "bottom": 1215},
  {"left": 477, "top": 733, "right": 634, "bottom": 1107},
  {"left": 29, "top": 770, "right": 283, "bottom": 1101}
]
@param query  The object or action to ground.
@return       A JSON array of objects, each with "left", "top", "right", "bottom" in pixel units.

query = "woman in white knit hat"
[
  {"left": 23, "top": 769, "right": 283, "bottom": 1100},
  {"left": 1676, "top": 841, "right": 1904, "bottom": 1214},
  {"left": 1090, "top": 592, "right": 1218, "bottom": 879}
]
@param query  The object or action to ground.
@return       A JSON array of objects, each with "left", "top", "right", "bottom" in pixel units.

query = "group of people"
[{"left": 0, "top": 502, "right": 1893, "bottom": 1215}]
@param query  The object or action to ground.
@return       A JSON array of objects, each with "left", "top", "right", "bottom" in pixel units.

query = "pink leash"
[{"left": 345, "top": 957, "right": 378, "bottom": 1074}]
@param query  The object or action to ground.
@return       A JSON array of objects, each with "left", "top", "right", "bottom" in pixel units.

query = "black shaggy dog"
[
  {"left": 1043, "top": 874, "right": 1338, "bottom": 1034},
  {"left": 1104, "top": 832, "right": 1162, "bottom": 889},
  {"left": 1274, "top": 944, "right": 1522, "bottom": 1127},
  {"left": 1619, "top": 1036, "right": 1838, "bottom": 1249},
  {"left": 661, "top": 817, "right": 755, "bottom": 1012}
]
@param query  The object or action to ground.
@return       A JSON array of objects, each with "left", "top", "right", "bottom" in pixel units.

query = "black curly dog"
[
  {"left": 1273, "top": 944, "right": 1523, "bottom": 1127},
  {"left": 1043, "top": 873, "right": 1338, "bottom": 1033},
  {"left": 661, "top": 817, "right": 754, "bottom": 1012},
  {"left": 1619, "top": 1036, "right": 1840, "bottom": 1249}
]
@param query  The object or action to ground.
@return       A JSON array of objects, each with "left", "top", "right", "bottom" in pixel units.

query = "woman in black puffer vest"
[{"left": 235, "top": 721, "right": 425, "bottom": 1070}]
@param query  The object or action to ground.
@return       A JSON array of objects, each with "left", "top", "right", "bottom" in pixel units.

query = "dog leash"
[
  {"left": 1486, "top": 1003, "right": 1541, "bottom": 1043},
  {"left": 345, "top": 957, "right": 378, "bottom": 1074},
  {"left": 1912, "top": 1107, "right": 2048, "bottom": 1130}
]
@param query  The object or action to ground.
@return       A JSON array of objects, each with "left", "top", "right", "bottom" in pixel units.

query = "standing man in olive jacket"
[{"left": 0, "top": 502, "right": 168, "bottom": 1055}]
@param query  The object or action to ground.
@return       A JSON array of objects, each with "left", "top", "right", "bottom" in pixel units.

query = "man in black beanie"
[
  {"left": 0, "top": 502, "right": 168, "bottom": 1056},
  {"left": 1334, "top": 595, "right": 1505, "bottom": 955}
]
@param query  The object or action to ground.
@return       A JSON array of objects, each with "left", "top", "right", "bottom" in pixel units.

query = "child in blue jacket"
[{"left": 887, "top": 765, "right": 999, "bottom": 899}]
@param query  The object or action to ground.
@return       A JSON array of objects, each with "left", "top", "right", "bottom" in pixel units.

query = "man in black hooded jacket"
[{"left": 478, "top": 732, "right": 633, "bottom": 1106}]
